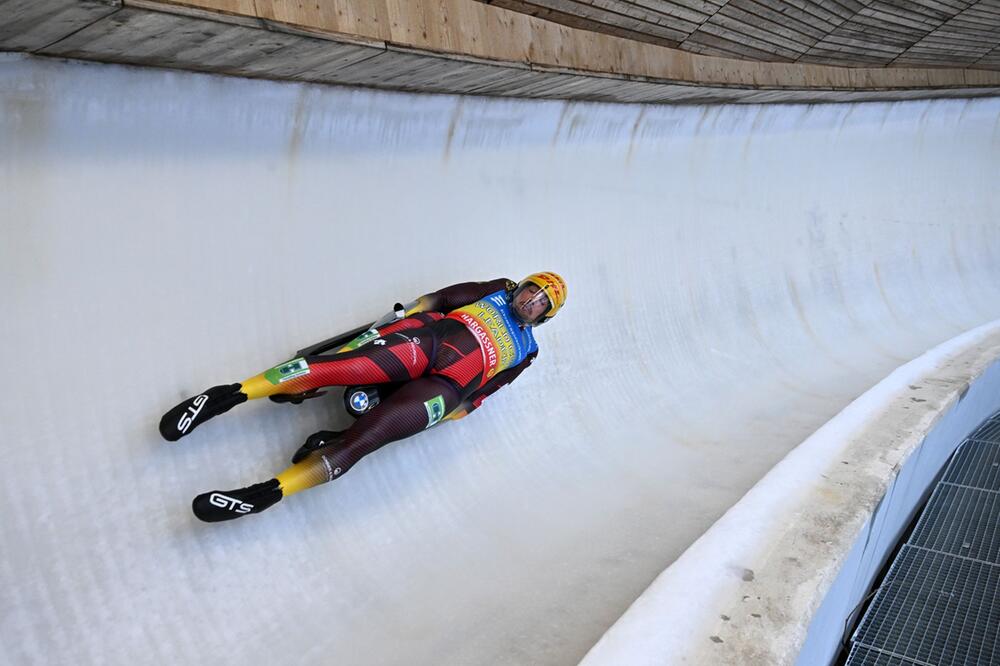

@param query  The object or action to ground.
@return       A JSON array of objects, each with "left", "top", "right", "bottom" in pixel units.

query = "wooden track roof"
[
  {"left": 2, "top": 0, "right": 999, "bottom": 103},
  {"left": 478, "top": 0, "right": 1000, "bottom": 68}
]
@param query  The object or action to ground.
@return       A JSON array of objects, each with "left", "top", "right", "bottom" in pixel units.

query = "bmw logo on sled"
[
  {"left": 344, "top": 386, "right": 382, "bottom": 418},
  {"left": 350, "top": 390, "right": 369, "bottom": 412}
]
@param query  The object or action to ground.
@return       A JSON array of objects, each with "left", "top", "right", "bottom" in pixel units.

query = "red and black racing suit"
[{"left": 272, "top": 278, "right": 536, "bottom": 495}]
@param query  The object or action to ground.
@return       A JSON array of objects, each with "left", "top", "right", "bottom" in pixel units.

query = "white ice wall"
[{"left": 2, "top": 53, "right": 999, "bottom": 665}]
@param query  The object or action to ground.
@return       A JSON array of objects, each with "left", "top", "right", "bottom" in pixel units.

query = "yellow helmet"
[{"left": 512, "top": 271, "right": 567, "bottom": 325}]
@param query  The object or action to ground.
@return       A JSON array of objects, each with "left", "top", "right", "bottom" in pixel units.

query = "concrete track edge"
[{"left": 581, "top": 321, "right": 1000, "bottom": 665}]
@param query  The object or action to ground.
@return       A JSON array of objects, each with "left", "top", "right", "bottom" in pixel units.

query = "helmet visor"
[{"left": 511, "top": 283, "right": 551, "bottom": 325}]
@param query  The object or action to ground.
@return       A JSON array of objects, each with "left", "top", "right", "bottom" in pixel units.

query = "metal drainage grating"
[
  {"left": 910, "top": 484, "right": 1000, "bottom": 566},
  {"left": 851, "top": 545, "right": 1000, "bottom": 666},
  {"left": 847, "top": 644, "right": 925, "bottom": 665},
  {"left": 844, "top": 412, "right": 1000, "bottom": 666},
  {"left": 968, "top": 416, "right": 1000, "bottom": 444},
  {"left": 942, "top": 440, "right": 1000, "bottom": 493}
]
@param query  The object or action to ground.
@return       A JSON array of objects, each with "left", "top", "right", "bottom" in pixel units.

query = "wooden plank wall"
[
  {"left": 475, "top": 0, "right": 1000, "bottom": 69},
  {"left": 0, "top": 0, "right": 120, "bottom": 50},
  {"left": 2, "top": 0, "right": 999, "bottom": 103},
  {"left": 165, "top": 0, "right": 1000, "bottom": 80},
  {"left": 894, "top": 1, "right": 1000, "bottom": 67}
]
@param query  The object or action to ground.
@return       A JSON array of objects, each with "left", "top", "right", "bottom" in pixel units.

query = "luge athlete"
[{"left": 159, "top": 272, "right": 568, "bottom": 522}]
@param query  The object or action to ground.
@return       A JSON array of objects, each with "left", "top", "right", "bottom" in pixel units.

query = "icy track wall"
[{"left": 2, "top": 53, "right": 1000, "bottom": 666}]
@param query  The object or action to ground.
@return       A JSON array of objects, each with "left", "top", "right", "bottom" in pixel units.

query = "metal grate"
[
  {"left": 851, "top": 546, "right": 1000, "bottom": 666},
  {"left": 847, "top": 643, "right": 926, "bottom": 665},
  {"left": 942, "top": 440, "right": 1000, "bottom": 493},
  {"left": 844, "top": 411, "right": 1000, "bottom": 666},
  {"left": 967, "top": 416, "right": 1000, "bottom": 444},
  {"left": 910, "top": 484, "right": 1000, "bottom": 566}
]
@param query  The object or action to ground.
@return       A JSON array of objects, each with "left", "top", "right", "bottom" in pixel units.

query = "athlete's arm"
[
  {"left": 403, "top": 278, "right": 515, "bottom": 315},
  {"left": 445, "top": 351, "right": 537, "bottom": 420}
]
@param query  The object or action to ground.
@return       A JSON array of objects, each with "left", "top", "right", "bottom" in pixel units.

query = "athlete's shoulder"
[
  {"left": 478, "top": 278, "right": 515, "bottom": 300},
  {"left": 489, "top": 277, "right": 516, "bottom": 293}
]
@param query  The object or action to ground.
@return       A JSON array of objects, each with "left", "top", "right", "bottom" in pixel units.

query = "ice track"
[{"left": 2, "top": 53, "right": 999, "bottom": 665}]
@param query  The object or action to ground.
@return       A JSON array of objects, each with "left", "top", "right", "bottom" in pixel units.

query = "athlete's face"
[{"left": 513, "top": 284, "right": 550, "bottom": 324}]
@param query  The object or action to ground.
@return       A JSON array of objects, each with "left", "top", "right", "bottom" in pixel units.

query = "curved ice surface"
[{"left": 2, "top": 54, "right": 999, "bottom": 665}]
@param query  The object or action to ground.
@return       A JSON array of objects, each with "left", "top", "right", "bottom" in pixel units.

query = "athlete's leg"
[
  {"left": 190, "top": 376, "right": 464, "bottom": 521},
  {"left": 268, "top": 314, "right": 444, "bottom": 405},
  {"left": 160, "top": 325, "right": 435, "bottom": 442},
  {"left": 275, "top": 376, "right": 463, "bottom": 496},
  {"left": 241, "top": 328, "right": 435, "bottom": 400}
]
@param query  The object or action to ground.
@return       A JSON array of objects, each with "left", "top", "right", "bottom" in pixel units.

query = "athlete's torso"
[{"left": 444, "top": 288, "right": 537, "bottom": 382}]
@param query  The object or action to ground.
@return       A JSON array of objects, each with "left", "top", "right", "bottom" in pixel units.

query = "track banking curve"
[{"left": 2, "top": 53, "right": 999, "bottom": 665}]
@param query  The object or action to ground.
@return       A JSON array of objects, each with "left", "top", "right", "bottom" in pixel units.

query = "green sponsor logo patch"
[
  {"left": 339, "top": 328, "right": 381, "bottom": 352},
  {"left": 264, "top": 357, "right": 310, "bottom": 385},
  {"left": 423, "top": 395, "right": 445, "bottom": 429}
]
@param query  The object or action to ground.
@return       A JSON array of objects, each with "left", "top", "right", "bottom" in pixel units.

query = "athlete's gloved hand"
[
  {"left": 369, "top": 302, "right": 408, "bottom": 331},
  {"left": 401, "top": 296, "right": 430, "bottom": 317}
]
